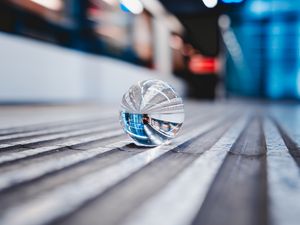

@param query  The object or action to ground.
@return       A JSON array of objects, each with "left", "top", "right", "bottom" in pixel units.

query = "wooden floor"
[{"left": 0, "top": 101, "right": 299, "bottom": 225}]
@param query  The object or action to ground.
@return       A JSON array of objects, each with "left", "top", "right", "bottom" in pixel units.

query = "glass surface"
[{"left": 120, "top": 79, "right": 184, "bottom": 146}]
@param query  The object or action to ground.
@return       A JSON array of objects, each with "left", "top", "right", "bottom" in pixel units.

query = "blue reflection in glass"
[{"left": 120, "top": 112, "right": 149, "bottom": 145}]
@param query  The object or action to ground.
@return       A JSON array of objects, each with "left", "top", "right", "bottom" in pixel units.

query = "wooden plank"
[
  {"left": 0, "top": 118, "right": 114, "bottom": 142},
  {"left": 269, "top": 105, "right": 300, "bottom": 149},
  {"left": 191, "top": 116, "right": 268, "bottom": 225},
  {"left": 0, "top": 148, "right": 140, "bottom": 210},
  {"left": 264, "top": 118, "right": 300, "bottom": 225},
  {"left": 271, "top": 117, "right": 300, "bottom": 167},
  {"left": 0, "top": 129, "right": 124, "bottom": 164},
  {"left": 0, "top": 109, "right": 114, "bottom": 136},
  {"left": 0, "top": 123, "right": 120, "bottom": 149},
  {"left": 0, "top": 104, "right": 120, "bottom": 133}
]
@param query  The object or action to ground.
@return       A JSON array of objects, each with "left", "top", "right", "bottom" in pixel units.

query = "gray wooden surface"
[{"left": 0, "top": 102, "right": 299, "bottom": 225}]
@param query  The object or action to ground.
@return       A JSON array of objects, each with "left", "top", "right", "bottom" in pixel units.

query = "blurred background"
[{"left": 0, "top": 0, "right": 299, "bottom": 103}]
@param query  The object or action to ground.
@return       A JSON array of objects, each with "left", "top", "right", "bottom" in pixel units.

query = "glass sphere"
[{"left": 120, "top": 79, "right": 184, "bottom": 147}]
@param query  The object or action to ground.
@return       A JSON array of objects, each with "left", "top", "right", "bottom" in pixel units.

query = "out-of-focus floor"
[{"left": 0, "top": 101, "right": 299, "bottom": 225}]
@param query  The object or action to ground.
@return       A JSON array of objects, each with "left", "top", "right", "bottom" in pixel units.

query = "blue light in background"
[
  {"left": 222, "top": 0, "right": 244, "bottom": 3},
  {"left": 226, "top": 0, "right": 300, "bottom": 100},
  {"left": 297, "top": 72, "right": 300, "bottom": 97},
  {"left": 249, "top": 1, "right": 270, "bottom": 15},
  {"left": 265, "top": 15, "right": 300, "bottom": 99}
]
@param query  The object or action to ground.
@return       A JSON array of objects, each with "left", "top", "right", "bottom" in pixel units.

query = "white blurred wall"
[{"left": 0, "top": 32, "right": 185, "bottom": 104}]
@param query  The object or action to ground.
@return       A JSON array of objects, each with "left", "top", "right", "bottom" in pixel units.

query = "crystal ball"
[{"left": 120, "top": 79, "right": 184, "bottom": 147}]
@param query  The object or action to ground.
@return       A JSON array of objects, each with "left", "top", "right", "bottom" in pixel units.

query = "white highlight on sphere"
[
  {"left": 202, "top": 0, "right": 218, "bottom": 8},
  {"left": 31, "top": 0, "right": 62, "bottom": 10},
  {"left": 120, "top": 0, "right": 144, "bottom": 14}
]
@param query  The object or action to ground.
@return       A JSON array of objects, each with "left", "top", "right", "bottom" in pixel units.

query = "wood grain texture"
[
  {"left": 192, "top": 116, "right": 268, "bottom": 225},
  {"left": 0, "top": 102, "right": 299, "bottom": 225}
]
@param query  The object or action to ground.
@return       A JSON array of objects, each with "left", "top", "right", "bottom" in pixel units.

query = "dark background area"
[{"left": 0, "top": 0, "right": 299, "bottom": 100}]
